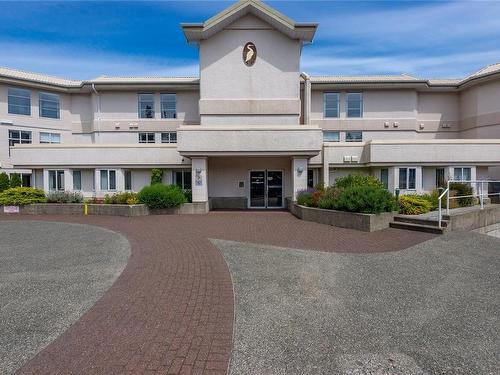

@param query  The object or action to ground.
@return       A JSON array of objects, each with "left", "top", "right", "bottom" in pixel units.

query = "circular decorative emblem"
[{"left": 243, "top": 42, "right": 257, "bottom": 67}]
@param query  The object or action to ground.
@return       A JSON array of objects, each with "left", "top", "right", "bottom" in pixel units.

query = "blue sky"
[{"left": 0, "top": 1, "right": 499, "bottom": 79}]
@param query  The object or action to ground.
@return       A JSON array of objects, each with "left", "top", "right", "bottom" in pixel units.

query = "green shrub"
[
  {"left": 9, "top": 173, "right": 22, "bottom": 188},
  {"left": 334, "top": 174, "right": 384, "bottom": 189},
  {"left": 0, "top": 172, "right": 10, "bottom": 192},
  {"left": 151, "top": 168, "right": 163, "bottom": 185},
  {"left": 317, "top": 186, "right": 342, "bottom": 209},
  {"left": 326, "top": 185, "right": 397, "bottom": 214},
  {"left": 182, "top": 189, "right": 192, "bottom": 203},
  {"left": 399, "top": 195, "right": 433, "bottom": 215},
  {"left": 138, "top": 184, "right": 187, "bottom": 209},
  {"left": 0, "top": 187, "right": 46, "bottom": 206},
  {"left": 46, "top": 191, "right": 84, "bottom": 203},
  {"left": 449, "top": 182, "right": 475, "bottom": 207},
  {"left": 297, "top": 191, "right": 314, "bottom": 206},
  {"left": 104, "top": 192, "right": 138, "bottom": 205}
]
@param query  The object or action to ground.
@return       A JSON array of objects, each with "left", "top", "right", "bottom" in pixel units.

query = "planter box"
[
  {"left": 2, "top": 203, "right": 149, "bottom": 217},
  {"left": 289, "top": 202, "right": 395, "bottom": 232},
  {"left": 150, "top": 202, "right": 209, "bottom": 215}
]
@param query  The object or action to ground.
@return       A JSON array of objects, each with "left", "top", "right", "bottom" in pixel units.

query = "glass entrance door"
[{"left": 249, "top": 170, "right": 283, "bottom": 208}]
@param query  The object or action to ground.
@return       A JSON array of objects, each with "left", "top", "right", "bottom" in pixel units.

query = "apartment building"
[{"left": 1, "top": 0, "right": 499, "bottom": 211}]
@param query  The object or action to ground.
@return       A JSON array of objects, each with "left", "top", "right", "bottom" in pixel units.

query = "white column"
[
  {"left": 191, "top": 158, "right": 208, "bottom": 202},
  {"left": 322, "top": 158, "right": 330, "bottom": 187},
  {"left": 94, "top": 169, "right": 101, "bottom": 196},
  {"left": 43, "top": 169, "right": 50, "bottom": 192},
  {"left": 64, "top": 169, "right": 73, "bottom": 192},
  {"left": 292, "top": 157, "right": 308, "bottom": 201},
  {"left": 115, "top": 169, "right": 125, "bottom": 192}
]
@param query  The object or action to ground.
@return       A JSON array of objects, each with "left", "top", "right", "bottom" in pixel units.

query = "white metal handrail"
[{"left": 437, "top": 179, "right": 500, "bottom": 228}]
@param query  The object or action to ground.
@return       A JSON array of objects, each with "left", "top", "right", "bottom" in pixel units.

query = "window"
[
  {"left": 324, "top": 92, "right": 339, "bottom": 118},
  {"left": 399, "top": 168, "right": 416, "bottom": 190},
  {"left": 436, "top": 168, "right": 446, "bottom": 188},
  {"left": 380, "top": 168, "right": 389, "bottom": 189},
  {"left": 9, "top": 130, "right": 32, "bottom": 146},
  {"left": 175, "top": 170, "right": 192, "bottom": 190},
  {"left": 139, "top": 133, "right": 155, "bottom": 143},
  {"left": 100, "top": 170, "right": 116, "bottom": 191},
  {"left": 138, "top": 93, "right": 155, "bottom": 118},
  {"left": 161, "top": 132, "right": 177, "bottom": 143},
  {"left": 124, "top": 170, "right": 132, "bottom": 191},
  {"left": 323, "top": 131, "right": 340, "bottom": 142},
  {"left": 40, "top": 132, "right": 61, "bottom": 144},
  {"left": 346, "top": 92, "right": 363, "bottom": 118},
  {"left": 8, "top": 88, "right": 31, "bottom": 115},
  {"left": 73, "top": 170, "right": 82, "bottom": 190},
  {"left": 49, "top": 170, "right": 65, "bottom": 191},
  {"left": 161, "top": 93, "right": 177, "bottom": 119},
  {"left": 307, "top": 169, "right": 314, "bottom": 188},
  {"left": 346, "top": 131, "right": 363, "bottom": 142},
  {"left": 39, "top": 92, "right": 60, "bottom": 119},
  {"left": 454, "top": 167, "right": 471, "bottom": 181}
]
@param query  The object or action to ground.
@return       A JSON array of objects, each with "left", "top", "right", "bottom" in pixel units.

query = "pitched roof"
[
  {"left": 0, "top": 66, "right": 82, "bottom": 87},
  {"left": 181, "top": 0, "right": 317, "bottom": 43},
  {"left": 309, "top": 74, "right": 423, "bottom": 84}
]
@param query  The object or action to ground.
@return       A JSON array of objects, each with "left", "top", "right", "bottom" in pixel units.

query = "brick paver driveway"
[{"left": 1, "top": 212, "right": 434, "bottom": 375}]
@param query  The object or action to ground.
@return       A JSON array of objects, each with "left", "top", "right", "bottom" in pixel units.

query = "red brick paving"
[{"left": 2, "top": 211, "right": 435, "bottom": 375}]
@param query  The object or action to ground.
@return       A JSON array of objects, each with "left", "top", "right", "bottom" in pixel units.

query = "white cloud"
[{"left": 0, "top": 41, "right": 199, "bottom": 79}]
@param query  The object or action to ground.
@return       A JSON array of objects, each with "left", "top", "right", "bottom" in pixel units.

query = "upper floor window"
[
  {"left": 454, "top": 167, "right": 471, "bottom": 181},
  {"left": 8, "top": 88, "right": 31, "bottom": 116},
  {"left": 9, "top": 130, "right": 32, "bottom": 146},
  {"left": 161, "top": 93, "right": 177, "bottom": 119},
  {"left": 323, "top": 131, "right": 340, "bottom": 142},
  {"left": 139, "top": 132, "right": 155, "bottom": 143},
  {"left": 346, "top": 92, "right": 363, "bottom": 118},
  {"left": 138, "top": 93, "right": 155, "bottom": 119},
  {"left": 346, "top": 131, "right": 362, "bottom": 142},
  {"left": 161, "top": 131, "right": 177, "bottom": 143},
  {"left": 39, "top": 92, "right": 60, "bottom": 119},
  {"left": 40, "top": 132, "right": 61, "bottom": 144},
  {"left": 324, "top": 92, "right": 339, "bottom": 118},
  {"left": 399, "top": 167, "right": 416, "bottom": 190}
]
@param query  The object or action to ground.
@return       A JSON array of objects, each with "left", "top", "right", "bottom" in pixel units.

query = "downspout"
[
  {"left": 301, "top": 72, "right": 311, "bottom": 125},
  {"left": 91, "top": 83, "right": 101, "bottom": 142}
]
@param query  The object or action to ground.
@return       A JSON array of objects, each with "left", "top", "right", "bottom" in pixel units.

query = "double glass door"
[{"left": 249, "top": 170, "right": 283, "bottom": 208}]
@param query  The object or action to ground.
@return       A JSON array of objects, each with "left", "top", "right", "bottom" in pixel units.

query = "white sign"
[{"left": 4, "top": 206, "right": 19, "bottom": 214}]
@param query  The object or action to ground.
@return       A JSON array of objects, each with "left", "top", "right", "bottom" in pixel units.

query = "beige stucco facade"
[{"left": 0, "top": 0, "right": 499, "bottom": 208}]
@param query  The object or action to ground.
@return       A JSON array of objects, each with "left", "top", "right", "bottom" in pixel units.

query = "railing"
[{"left": 438, "top": 180, "right": 500, "bottom": 228}]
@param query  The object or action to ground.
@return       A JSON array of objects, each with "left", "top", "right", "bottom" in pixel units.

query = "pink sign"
[{"left": 4, "top": 206, "right": 19, "bottom": 214}]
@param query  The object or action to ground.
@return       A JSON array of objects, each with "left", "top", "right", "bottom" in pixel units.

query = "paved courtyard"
[{"left": 0, "top": 212, "right": 497, "bottom": 374}]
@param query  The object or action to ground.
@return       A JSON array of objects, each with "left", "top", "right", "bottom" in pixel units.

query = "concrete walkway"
[
  {"left": 0, "top": 212, "right": 433, "bottom": 375},
  {"left": 214, "top": 231, "right": 500, "bottom": 375},
  {"left": 0, "top": 221, "right": 130, "bottom": 375}
]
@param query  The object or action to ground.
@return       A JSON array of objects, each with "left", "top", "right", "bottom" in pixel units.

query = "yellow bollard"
[{"left": 84, "top": 203, "right": 88, "bottom": 216}]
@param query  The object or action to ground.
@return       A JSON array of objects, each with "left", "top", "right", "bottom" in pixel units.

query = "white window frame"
[
  {"left": 8, "top": 129, "right": 32, "bottom": 146},
  {"left": 124, "top": 170, "right": 132, "bottom": 191},
  {"left": 453, "top": 167, "right": 472, "bottom": 181},
  {"left": 100, "top": 170, "right": 116, "bottom": 191},
  {"left": 138, "top": 93, "right": 155, "bottom": 119},
  {"left": 323, "top": 92, "right": 340, "bottom": 118},
  {"left": 160, "top": 93, "right": 177, "bottom": 119},
  {"left": 161, "top": 131, "right": 177, "bottom": 143},
  {"left": 398, "top": 167, "right": 416, "bottom": 190},
  {"left": 174, "top": 170, "right": 192, "bottom": 190},
  {"left": 139, "top": 132, "right": 155, "bottom": 143},
  {"left": 346, "top": 92, "right": 363, "bottom": 118},
  {"left": 8, "top": 87, "right": 31, "bottom": 116},
  {"left": 48, "top": 170, "right": 65, "bottom": 191},
  {"left": 39, "top": 92, "right": 60, "bottom": 119},
  {"left": 346, "top": 131, "right": 363, "bottom": 142},
  {"left": 380, "top": 168, "right": 389, "bottom": 189},
  {"left": 40, "top": 132, "right": 61, "bottom": 144},
  {"left": 73, "top": 170, "right": 82, "bottom": 191}
]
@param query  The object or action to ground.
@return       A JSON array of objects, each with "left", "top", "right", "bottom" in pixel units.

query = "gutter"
[
  {"left": 301, "top": 72, "right": 311, "bottom": 125},
  {"left": 91, "top": 84, "right": 101, "bottom": 140}
]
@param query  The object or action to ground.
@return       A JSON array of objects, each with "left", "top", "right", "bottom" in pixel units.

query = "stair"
[{"left": 389, "top": 215, "right": 449, "bottom": 234}]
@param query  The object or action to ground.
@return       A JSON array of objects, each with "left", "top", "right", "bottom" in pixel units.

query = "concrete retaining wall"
[
  {"left": 1, "top": 202, "right": 208, "bottom": 216},
  {"left": 288, "top": 200, "right": 395, "bottom": 232},
  {"left": 448, "top": 204, "right": 500, "bottom": 231},
  {"left": 209, "top": 197, "right": 247, "bottom": 210}
]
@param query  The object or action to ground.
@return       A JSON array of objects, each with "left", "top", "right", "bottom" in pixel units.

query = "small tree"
[
  {"left": 9, "top": 173, "right": 22, "bottom": 188},
  {"left": 151, "top": 168, "right": 163, "bottom": 185},
  {"left": 0, "top": 172, "right": 10, "bottom": 192}
]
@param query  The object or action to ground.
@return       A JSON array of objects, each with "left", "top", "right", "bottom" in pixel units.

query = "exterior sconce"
[{"left": 297, "top": 166, "right": 304, "bottom": 176}]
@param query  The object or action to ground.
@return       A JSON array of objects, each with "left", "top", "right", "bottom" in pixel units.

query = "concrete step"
[
  {"left": 390, "top": 221, "right": 446, "bottom": 234},
  {"left": 394, "top": 216, "right": 449, "bottom": 228}
]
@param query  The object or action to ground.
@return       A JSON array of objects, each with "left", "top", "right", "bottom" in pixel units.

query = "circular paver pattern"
[{"left": 0, "top": 221, "right": 130, "bottom": 375}]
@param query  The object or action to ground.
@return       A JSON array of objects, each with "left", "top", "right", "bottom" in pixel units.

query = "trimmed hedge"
[
  {"left": 319, "top": 185, "right": 397, "bottom": 214},
  {"left": 46, "top": 191, "right": 84, "bottom": 203},
  {"left": 399, "top": 195, "right": 433, "bottom": 215},
  {"left": 0, "top": 187, "right": 46, "bottom": 206},
  {"left": 138, "top": 184, "right": 187, "bottom": 209},
  {"left": 104, "top": 192, "right": 139, "bottom": 205}
]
